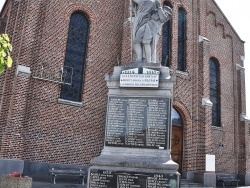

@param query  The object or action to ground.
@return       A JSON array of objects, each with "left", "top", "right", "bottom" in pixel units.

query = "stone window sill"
[
  {"left": 58, "top": 98, "right": 83, "bottom": 107},
  {"left": 169, "top": 69, "right": 190, "bottom": 80},
  {"left": 212, "top": 126, "right": 222, "bottom": 131},
  {"left": 175, "top": 69, "right": 189, "bottom": 76}
]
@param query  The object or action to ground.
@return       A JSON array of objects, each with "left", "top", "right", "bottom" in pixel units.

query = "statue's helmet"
[
  {"left": 158, "top": 6, "right": 172, "bottom": 22},
  {"left": 163, "top": 5, "right": 172, "bottom": 15}
]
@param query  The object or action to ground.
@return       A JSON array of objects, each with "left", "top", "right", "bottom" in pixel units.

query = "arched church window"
[
  {"left": 172, "top": 108, "right": 183, "bottom": 126},
  {"left": 60, "top": 12, "right": 89, "bottom": 102},
  {"left": 162, "top": 2, "right": 173, "bottom": 67},
  {"left": 209, "top": 58, "right": 221, "bottom": 127},
  {"left": 177, "top": 8, "right": 186, "bottom": 71}
]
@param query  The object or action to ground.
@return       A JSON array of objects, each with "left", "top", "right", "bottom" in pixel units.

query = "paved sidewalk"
[{"left": 32, "top": 182, "right": 86, "bottom": 188}]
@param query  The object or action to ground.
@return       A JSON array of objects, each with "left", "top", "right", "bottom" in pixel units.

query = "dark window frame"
[
  {"left": 161, "top": 2, "right": 173, "bottom": 67},
  {"left": 209, "top": 58, "right": 221, "bottom": 127},
  {"left": 177, "top": 7, "right": 186, "bottom": 71},
  {"left": 60, "top": 12, "right": 89, "bottom": 103}
]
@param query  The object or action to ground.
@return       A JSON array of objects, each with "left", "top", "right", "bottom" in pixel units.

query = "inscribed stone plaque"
[
  {"left": 120, "top": 74, "right": 159, "bottom": 88},
  {"left": 105, "top": 97, "right": 170, "bottom": 149},
  {"left": 89, "top": 169, "right": 178, "bottom": 188}
]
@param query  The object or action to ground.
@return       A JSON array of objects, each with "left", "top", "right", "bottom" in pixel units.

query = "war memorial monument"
[{"left": 87, "top": 0, "right": 180, "bottom": 187}]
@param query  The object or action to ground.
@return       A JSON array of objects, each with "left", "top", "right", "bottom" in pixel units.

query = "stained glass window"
[
  {"left": 178, "top": 8, "right": 186, "bottom": 71},
  {"left": 60, "top": 12, "right": 89, "bottom": 102},
  {"left": 162, "top": 2, "right": 172, "bottom": 67},
  {"left": 209, "top": 58, "right": 221, "bottom": 127}
]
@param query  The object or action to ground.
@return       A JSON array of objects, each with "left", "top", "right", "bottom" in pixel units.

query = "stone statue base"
[{"left": 87, "top": 63, "right": 180, "bottom": 188}]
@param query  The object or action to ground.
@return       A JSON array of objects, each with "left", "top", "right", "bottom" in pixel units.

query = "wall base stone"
[
  {"left": 182, "top": 171, "right": 194, "bottom": 181},
  {"left": 204, "top": 172, "right": 216, "bottom": 188},
  {"left": 183, "top": 172, "right": 216, "bottom": 187},
  {"left": 0, "top": 176, "right": 32, "bottom": 188},
  {"left": 245, "top": 173, "right": 250, "bottom": 186}
]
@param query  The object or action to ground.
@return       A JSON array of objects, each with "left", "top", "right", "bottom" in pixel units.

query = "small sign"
[
  {"left": 206, "top": 154, "right": 215, "bottom": 172},
  {"left": 120, "top": 74, "right": 159, "bottom": 88}
]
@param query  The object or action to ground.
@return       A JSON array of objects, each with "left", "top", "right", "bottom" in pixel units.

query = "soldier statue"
[{"left": 131, "top": 0, "right": 172, "bottom": 63}]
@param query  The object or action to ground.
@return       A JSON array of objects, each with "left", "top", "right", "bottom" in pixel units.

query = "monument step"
[
  {"left": 180, "top": 179, "right": 213, "bottom": 188},
  {"left": 32, "top": 182, "right": 86, "bottom": 188}
]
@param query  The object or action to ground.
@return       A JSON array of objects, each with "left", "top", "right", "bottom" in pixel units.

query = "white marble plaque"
[
  {"left": 120, "top": 74, "right": 159, "bottom": 88},
  {"left": 206, "top": 154, "right": 215, "bottom": 172}
]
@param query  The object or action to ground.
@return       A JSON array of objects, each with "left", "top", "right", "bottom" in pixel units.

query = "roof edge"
[
  {"left": 0, "top": 0, "right": 8, "bottom": 17},
  {"left": 212, "top": 0, "right": 245, "bottom": 43}
]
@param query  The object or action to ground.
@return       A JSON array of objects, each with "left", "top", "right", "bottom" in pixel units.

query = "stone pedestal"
[
  {"left": 204, "top": 172, "right": 216, "bottom": 188},
  {"left": 0, "top": 176, "right": 32, "bottom": 188},
  {"left": 87, "top": 63, "right": 179, "bottom": 188}
]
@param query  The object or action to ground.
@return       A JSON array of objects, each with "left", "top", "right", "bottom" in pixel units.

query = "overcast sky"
[
  {"left": 0, "top": 2, "right": 3, "bottom": 9},
  {"left": 0, "top": 0, "right": 249, "bottom": 116}
]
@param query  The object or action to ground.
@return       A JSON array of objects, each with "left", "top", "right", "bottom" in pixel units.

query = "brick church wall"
[
  {"left": 0, "top": 0, "right": 125, "bottom": 165},
  {"left": 23, "top": 0, "right": 125, "bottom": 165},
  {"left": 206, "top": 1, "right": 245, "bottom": 173}
]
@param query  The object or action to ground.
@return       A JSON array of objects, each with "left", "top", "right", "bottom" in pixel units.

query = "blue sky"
[{"left": 0, "top": 0, "right": 249, "bottom": 116}]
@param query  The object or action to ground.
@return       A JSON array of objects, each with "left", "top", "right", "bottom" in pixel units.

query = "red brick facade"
[{"left": 0, "top": 0, "right": 248, "bottom": 184}]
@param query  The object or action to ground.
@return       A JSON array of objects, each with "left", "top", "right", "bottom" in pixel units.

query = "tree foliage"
[{"left": 0, "top": 34, "right": 13, "bottom": 73}]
